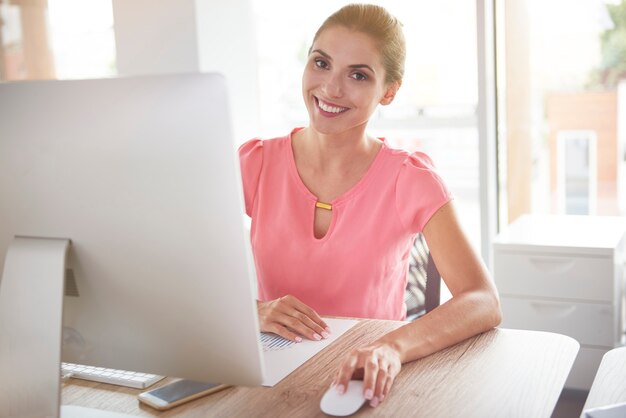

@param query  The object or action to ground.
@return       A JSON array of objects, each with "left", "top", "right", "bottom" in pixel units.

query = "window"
[
  {"left": 0, "top": 0, "right": 115, "bottom": 81},
  {"left": 496, "top": 0, "right": 625, "bottom": 226}
]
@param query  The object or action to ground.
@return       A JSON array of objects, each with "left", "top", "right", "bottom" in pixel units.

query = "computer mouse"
[{"left": 320, "top": 380, "right": 367, "bottom": 416}]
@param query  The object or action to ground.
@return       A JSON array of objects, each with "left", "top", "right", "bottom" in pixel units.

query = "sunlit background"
[{"left": 2, "top": 0, "right": 626, "bottom": 254}]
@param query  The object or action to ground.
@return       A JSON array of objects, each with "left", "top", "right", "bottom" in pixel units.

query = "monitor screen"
[{"left": 0, "top": 74, "right": 264, "bottom": 415}]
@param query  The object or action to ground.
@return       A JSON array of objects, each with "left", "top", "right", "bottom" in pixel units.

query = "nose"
[{"left": 322, "top": 72, "right": 343, "bottom": 99}]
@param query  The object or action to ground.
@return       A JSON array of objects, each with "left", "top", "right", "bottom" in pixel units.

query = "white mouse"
[{"left": 320, "top": 380, "right": 367, "bottom": 416}]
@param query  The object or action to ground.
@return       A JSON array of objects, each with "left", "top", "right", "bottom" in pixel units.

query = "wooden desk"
[
  {"left": 583, "top": 346, "right": 626, "bottom": 412},
  {"left": 63, "top": 321, "right": 578, "bottom": 418}
]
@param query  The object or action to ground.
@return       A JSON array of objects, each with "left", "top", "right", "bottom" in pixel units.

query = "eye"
[
  {"left": 314, "top": 58, "right": 329, "bottom": 69},
  {"left": 350, "top": 72, "right": 367, "bottom": 81}
]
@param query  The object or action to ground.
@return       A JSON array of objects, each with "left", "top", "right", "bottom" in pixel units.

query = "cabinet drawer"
[
  {"left": 565, "top": 346, "right": 608, "bottom": 390},
  {"left": 500, "top": 297, "right": 615, "bottom": 347},
  {"left": 494, "top": 252, "right": 613, "bottom": 301}
]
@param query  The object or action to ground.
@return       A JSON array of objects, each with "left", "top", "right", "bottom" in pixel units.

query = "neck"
[{"left": 295, "top": 127, "right": 379, "bottom": 168}]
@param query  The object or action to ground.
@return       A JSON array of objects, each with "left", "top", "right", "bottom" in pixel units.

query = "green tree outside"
[{"left": 589, "top": 0, "right": 626, "bottom": 88}]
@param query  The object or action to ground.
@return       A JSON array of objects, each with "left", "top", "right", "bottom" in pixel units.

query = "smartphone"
[{"left": 138, "top": 379, "right": 230, "bottom": 410}]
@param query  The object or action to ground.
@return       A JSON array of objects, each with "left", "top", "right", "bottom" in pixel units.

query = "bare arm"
[
  {"left": 334, "top": 201, "right": 501, "bottom": 406},
  {"left": 382, "top": 200, "right": 501, "bottom": 361}
]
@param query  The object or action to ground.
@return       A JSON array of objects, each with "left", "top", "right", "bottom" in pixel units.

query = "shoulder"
[
  {"left": 403, "top": 150, "right": 437, "bottom": 170},
  {"left": 387, "top": 144, "right": 452, "bottom": 232},
  {"left": 380, "top": 143, "right": 440, "bottom": 178},
  {"left": 238, "top": 130, "right": 295, "bottom": 160},
  {"left": 398, "top": 151, "right": 444, "bottom": 189},
  {"left": 238, "top": 137, "right": 263, "bottom": 159},
  {"left": 395, "top": 148, "right": 449, "bottom": 193},
  {"left": 238, "top": 133, "right": 287, "bottom": 215}
]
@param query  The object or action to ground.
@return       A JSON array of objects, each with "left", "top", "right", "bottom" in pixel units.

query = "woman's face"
[{"left": 302, "top": 26, "right": 398, "bottom": 137}]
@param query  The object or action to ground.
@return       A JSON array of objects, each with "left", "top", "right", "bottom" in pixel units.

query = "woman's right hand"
[{"left": 257, "top": 295, "right": 330, "bottom": 342}]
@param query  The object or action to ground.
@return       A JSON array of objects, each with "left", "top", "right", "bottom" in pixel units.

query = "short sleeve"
[
  {"left": 238, "top": 138, "right": 264, "bottom": 217},
  {"left": 395, "top": 151, "right": 453, "bottom": 233}
]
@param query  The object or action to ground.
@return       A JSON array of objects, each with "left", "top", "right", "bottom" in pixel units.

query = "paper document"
[{"left": 262, "top": 317, "right": 358, "bottom": 386}]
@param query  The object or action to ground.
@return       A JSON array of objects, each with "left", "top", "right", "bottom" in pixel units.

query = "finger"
[
  {"left": 292, "top": 311, "right": 330, "bottom": 339},
  {"left": 284, "top": 296, "right": 330, "bottom": 333},
  {"left": 266, "top": 323, "right": 303, "bottom": 343},
  {"left": 381, "top": 374, "right": 395, "bottom": 401},
  {"left": 281, "top": 314, "right": 324, "bottom": 341},
  {"left": 373, "top": 362, "right": 388, "bottom": 399},
  {"left": 260, "top": 298, "right": 320, "bottom": 341},
  {"left": 276, "top": 297, "right": 328, "bottom": 339},
  {"left": 334, "top": 355, "right": 359, "bottom": 394},
  {"left": 362, "top": 357, "right": 379, "bottom": 401},
  {"left": 294, "top": 305, "right": 329, "bottom": 333},
  {"left": 381, "top": 360, "right": 401, "bottom": 401},
  {"left": 367, "top": 371, "right": 386, "bottom": 408}
]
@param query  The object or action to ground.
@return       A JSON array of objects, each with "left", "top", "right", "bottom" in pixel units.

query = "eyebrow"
[{"left": 310, "top": 49, "right": 376, "bottom": 74}]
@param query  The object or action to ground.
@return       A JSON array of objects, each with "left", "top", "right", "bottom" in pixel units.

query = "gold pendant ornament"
[{"left": 315, "top": 201, "right": 332, "bottom": 211}]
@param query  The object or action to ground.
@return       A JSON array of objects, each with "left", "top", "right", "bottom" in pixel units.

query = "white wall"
[
  {"left": 112, "top": 0, "right": 199, "bottom": 75},
  {"left": 194, "top": 0, "right": 259, "bottom": 142},
  {"left": 111, "top": 0, "right": 259, "bottom": 142}
]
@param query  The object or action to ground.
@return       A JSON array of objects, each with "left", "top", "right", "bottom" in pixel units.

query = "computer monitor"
[{"left": 0, "top": 73, "right": 264, "bottom": 417}]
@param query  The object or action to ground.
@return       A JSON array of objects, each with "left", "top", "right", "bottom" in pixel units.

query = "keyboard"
[{"left": 61, "top": 362, "right": 165, "bottom": 389}]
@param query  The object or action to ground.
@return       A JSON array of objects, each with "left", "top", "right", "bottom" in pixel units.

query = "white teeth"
[{"left": 317, "top": 98, "right": 347, "bottom": 114}]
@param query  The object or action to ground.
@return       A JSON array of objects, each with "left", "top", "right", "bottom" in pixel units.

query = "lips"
[{"left": 315, "top": 97, "right": 349, "bottom": 115}]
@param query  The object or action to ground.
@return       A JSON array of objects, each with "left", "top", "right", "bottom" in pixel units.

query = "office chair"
[{"left": 405, "top": 233, "right": 441, "bottom": 320}]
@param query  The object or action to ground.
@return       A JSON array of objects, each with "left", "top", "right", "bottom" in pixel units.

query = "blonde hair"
[{"left": 311, "top": 3, "right": 406, "bottom": 84}]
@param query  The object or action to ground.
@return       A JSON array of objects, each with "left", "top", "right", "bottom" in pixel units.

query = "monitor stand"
[{"left": 0, "top": 237, "right": 138, "bottom": 418}]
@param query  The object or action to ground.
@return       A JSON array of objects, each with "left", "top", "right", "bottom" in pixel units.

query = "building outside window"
[{"left": 496, "top": 0, "right": 626, "bottom": 227}]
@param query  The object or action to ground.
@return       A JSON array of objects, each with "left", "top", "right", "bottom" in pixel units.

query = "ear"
[{"left": 380, "top": 81, "right": 401, "bottom": 106}]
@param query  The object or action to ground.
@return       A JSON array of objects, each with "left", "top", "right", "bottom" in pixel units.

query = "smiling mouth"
[{"left": 315, "top": 97, "right": 349, "bottom": 114}]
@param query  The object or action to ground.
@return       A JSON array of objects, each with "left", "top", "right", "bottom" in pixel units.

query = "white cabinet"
[{"left": 494, "top": 214, "right": 626, "bottom": 390}]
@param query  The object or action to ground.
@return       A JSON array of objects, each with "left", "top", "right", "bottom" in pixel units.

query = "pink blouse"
[{"left": 239, "top": 130, "right": 452, "bottom": 320}]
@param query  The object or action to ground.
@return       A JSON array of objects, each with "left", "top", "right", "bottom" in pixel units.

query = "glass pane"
[
  {"left": 48, "top": 0, "right": 116, "bottom": 79},
  {"left": 0, "top": 0, "right": 115, "bottom": 81},
  {"left": 0, "top": 2, "right": 24, "bottom": 79},
  {"left": 496, "top": 0, "right": 625, "bottom": 225}
]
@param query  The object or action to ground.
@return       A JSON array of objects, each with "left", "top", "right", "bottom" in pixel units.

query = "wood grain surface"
[{"left": 62, "top": 321, "right": 578, "bottom": 417}]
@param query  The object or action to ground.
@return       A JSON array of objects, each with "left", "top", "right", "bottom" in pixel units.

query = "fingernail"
[
  {"left": 370, "top": 397, "right": 379, "bottom": 407},
  {"left": 335, "top": 384, "right": 345, "bottom": 394},
  {"left": 364, "top": 389, "right": 373, "bottom": 400},
  {"left": 321, "top": 331, "right": 330, "bottom": 339},
  {"left": 380, "top": 394, "right": 385, "bottom": 402},
  {"left": 325, "top": 326, "right": 332, "bottom": 334},
  {"left": 313, "top": 333, "right": 322, "bottom": 341},
  {"left": 295, "top": 336, "right": 302, "bottom": 343}
]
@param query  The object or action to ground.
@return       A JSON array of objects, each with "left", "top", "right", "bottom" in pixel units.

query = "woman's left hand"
[{"left": 332, "top": 341, "right": 402, "bottom": 407}]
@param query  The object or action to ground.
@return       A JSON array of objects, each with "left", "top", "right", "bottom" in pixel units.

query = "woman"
[{"left": 239, "top": 3, "right": 501, "bottom": 408}]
